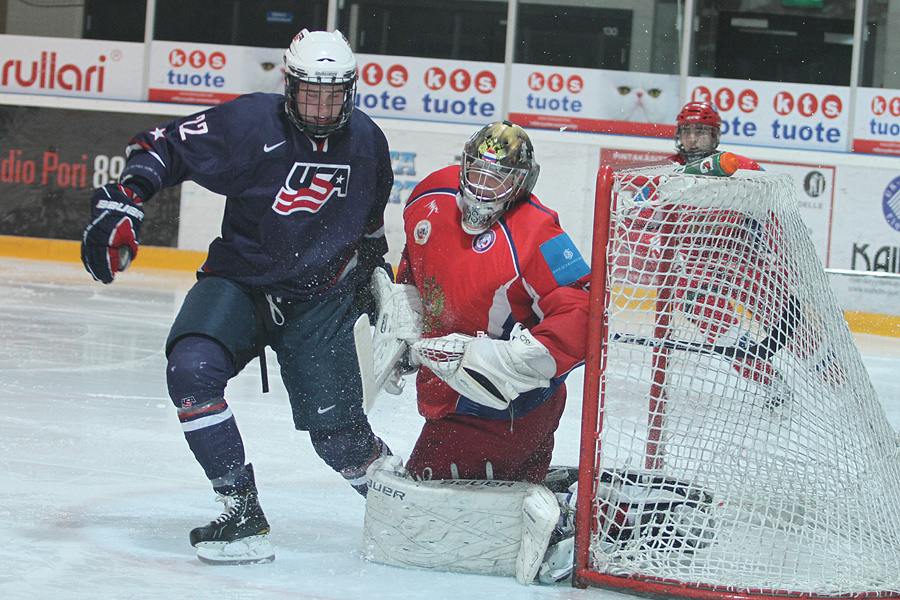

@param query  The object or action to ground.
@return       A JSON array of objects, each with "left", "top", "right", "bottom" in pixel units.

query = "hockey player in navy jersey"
[{"left": 80, "top": 30, "right": 394, "bottom": 565}]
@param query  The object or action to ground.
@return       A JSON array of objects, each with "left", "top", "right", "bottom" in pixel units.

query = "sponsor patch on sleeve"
[{"left": 539, "top": 233, "right": 590, "bottom": 286}]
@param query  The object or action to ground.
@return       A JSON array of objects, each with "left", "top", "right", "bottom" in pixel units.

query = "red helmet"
[
  {"left": 676, "top": 101, "right": 722, "bottom": 129},
  {"left": 675, "top": 101, "right": 722, "bottom": 162}
]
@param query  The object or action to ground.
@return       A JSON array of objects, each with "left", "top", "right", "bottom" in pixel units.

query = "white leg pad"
[
  {"left": 363, "top": 456, "right": 559, "bottom": 585},
  {"left": 517, "top": 483, "right": 562, "bottom": 584}
]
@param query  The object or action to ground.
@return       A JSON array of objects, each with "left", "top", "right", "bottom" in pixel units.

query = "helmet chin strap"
[{"left": 681, "top": 148, "right": 715, "bottom": 163}]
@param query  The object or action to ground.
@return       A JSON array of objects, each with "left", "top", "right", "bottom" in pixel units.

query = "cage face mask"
[{"left": 458, "top": 121, "right": 540, "bottom": 235}]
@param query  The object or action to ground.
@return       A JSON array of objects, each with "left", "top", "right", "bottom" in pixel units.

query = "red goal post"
[{"left": 573, "top": 162, "right": 900, "bottom": 599}]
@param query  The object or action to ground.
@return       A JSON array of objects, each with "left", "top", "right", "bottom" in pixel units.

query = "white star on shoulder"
[{"left": 150, "top": 127, "right": 165, "bottom": 140}]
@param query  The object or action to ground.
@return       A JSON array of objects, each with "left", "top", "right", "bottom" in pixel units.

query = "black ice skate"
[{"left": 189, "top": 463, "right": 275, "bottom": 565}]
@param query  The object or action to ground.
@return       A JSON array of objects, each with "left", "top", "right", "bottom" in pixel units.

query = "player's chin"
[{"left": 307, "top": 117, "right": 338, "bottom": 126}]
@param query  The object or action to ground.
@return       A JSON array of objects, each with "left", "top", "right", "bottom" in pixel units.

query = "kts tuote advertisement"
[{"left": 4, "top": 35, "right": 900, "bottom": 158}]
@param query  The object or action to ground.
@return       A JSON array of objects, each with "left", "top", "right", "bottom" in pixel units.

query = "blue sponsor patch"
[{"left": 540, "top": 233, "right": 590, "bottom": 286}]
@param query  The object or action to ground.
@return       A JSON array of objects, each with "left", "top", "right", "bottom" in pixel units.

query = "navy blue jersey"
[{"left": 121, "top": 92, "right": 392, "bottom": 299}]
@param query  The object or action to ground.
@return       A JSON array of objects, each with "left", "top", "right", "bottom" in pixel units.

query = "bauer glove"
[{"left": 81, "top": 183, "right": 144, "bottom": 284}]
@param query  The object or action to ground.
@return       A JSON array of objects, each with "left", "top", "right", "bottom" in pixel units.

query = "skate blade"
[{"left": 195, "top": 534, "right": 275, "bottom": 565}]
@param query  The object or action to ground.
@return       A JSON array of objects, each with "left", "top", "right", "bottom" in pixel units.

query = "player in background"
[
  {"left": 80, "top": 30, "right": 393, "bottom": 565},
  {"left": 668, "top": 100, "right": 761, "bottom": 169},
  {"left": 664, "top": 101, "right": 799, "bottom": 407}
]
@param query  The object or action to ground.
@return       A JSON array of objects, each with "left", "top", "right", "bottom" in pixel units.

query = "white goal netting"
[{"left": 576, "top": 163, "right": 900, "bottom": 598}]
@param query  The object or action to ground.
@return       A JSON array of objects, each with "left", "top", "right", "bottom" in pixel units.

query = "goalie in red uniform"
[
  {"left": 362, "top": 122, "right": 720, "bottom": 585},
  {"left": 361, "top": 122, "right": 590, "bottom": 585},
  {"left": 397, "top": 121, "right": 591, "bottom": 483}
]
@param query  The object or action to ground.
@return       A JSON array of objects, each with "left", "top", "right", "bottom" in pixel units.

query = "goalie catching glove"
[
  {"left": 81, "top": 183, "right": 145, "bottom": 284},
  {"left": 410, "top": 323, "right": 557, "bottom": 410}
]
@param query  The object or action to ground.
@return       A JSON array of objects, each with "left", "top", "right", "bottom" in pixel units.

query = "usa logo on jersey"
[{"left": 273, "top": 163, "right": 351, "bottom": 215}]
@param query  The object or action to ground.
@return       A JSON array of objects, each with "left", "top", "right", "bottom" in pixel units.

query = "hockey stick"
[
  {"left": 612, "top": 332, "right": 750, "bottom": 357},
  {"left": 613, "top": 296, "right": 801, "bottom": 362}
]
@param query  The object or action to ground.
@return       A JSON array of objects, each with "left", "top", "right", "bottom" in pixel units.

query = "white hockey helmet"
[
  {"left": 459, "top": 121, "right": 540, "bottom": 235},
  {"left": 283, "top": 29, "right": 358, "bottom": 137}
]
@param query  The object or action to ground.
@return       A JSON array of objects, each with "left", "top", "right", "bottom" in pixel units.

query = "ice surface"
[{"left": 1, "top": 258, "right": 897, "bottom": 600}]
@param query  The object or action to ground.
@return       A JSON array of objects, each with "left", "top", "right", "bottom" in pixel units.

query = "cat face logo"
[{"left": 273, "top": 163, "right": 350, "bottom": 215}]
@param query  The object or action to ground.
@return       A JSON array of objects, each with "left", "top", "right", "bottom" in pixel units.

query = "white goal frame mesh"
[{"left": 573, "top": 162, "right": 900, "bottom": 599}]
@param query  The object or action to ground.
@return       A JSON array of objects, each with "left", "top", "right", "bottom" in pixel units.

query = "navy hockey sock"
[
  {"left": 309, "top": 422, "right": 391, "bottom": 496},
  {"left": 168, "top": 336, "right": 248, "bottom": 492}
]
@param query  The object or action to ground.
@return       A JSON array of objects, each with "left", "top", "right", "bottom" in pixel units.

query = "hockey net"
[{"left": 574, "top": 162, "right": 900, "bottom": 599}]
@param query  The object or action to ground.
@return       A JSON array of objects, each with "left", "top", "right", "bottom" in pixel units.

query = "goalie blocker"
[
  {"left": 355, "top": 268, "right": 559, "bottom": 414},
  {"left": 354, "top": 267, "right": 423, "bottom": 412}
]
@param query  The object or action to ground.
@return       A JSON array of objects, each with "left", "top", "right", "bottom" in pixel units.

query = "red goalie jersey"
[{"left": 397, "top": 165, "right": 591, "bottom": 421}]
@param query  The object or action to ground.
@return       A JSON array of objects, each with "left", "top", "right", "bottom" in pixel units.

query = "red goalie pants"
[{"left": 405, "top": 387, "right": 566, "bottom": 484}]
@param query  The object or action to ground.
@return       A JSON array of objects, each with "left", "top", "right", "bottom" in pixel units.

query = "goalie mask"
[
  {"left": 675, "top": 101, "right": 722, "bottom": 163},
  {"left": 459, "top": 121, "right": 540, "bottom": 235},
  {"left": 283, "top": 29, "right": 358, "bottom": 137}
]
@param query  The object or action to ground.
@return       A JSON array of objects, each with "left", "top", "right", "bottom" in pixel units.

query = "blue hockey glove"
[{"left": 81, "top": 183, "right": 144, "bottom": 284}]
